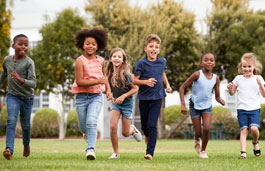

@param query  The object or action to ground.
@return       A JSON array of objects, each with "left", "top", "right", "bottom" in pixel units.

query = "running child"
[
  {"left": 0, "top": 34, "right": 36, "bottom": 160},
  {"left": 179, "top": 53, "right": 225, "bottom": 159},
  {"left": 72, "top": 28, "right": 111, "bottom": 160},
  {"left": 106, "top": 48, "right": 142, "bottom": 159},
  {"left": 227, "top": 53, "right": 265, "bottom": 159},
  {"left": 134, "top": 34, "right": 172, "bottom": 160}
]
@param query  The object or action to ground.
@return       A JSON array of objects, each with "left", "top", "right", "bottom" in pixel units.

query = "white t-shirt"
[{"left": 232, "top": 75, "right": 265, "bottom": 110}]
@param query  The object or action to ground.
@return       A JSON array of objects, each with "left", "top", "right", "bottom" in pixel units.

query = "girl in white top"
[{"left": 227, "top": 53, "right": 265, "bottom": 159}]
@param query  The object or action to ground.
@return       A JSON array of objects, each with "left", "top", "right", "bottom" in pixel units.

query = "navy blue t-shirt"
[{"left": 134, "top": 57, "right": 167, "bottom": 100}]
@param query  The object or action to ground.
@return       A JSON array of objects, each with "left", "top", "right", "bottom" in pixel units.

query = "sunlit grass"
[{"left": 0, "top": 138, "right": 264, "bottom": 170}]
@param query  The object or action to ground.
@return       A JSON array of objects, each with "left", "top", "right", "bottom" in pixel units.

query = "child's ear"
[{"left": 12, "top": 43, "right": 15, "bottom": 49}]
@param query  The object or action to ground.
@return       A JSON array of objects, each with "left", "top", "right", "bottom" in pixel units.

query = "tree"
[
  {"left": 0, "top": 0, "right": 12, "bottom": 67},
  {"left": 30, "top": 9, "right": 86, "bottom": 140},
  {"left": 86, "top": 0, "right": 201, "bottom": 138},
  {"left": 205, "top": 0, "right": 250, "bottom": 81}
]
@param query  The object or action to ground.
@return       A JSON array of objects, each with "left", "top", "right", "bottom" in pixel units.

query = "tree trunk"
[
  {"left": 58, "top": 91, "right": 67, "bottom": 140},
  {"left": 165, "top": 114, "right": 189, "bottom": 138},
  {"left": 157, "top": 98, "right": 165, "bottom": 139}
]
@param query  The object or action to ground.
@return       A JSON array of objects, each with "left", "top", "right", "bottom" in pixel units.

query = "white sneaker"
[
  {"left": 131, "top": 125, "right": 142, "bottom": 142},
  {"left": 194, "top": 138, "right": 201, "bottom": 153},
  {"left": 199, "top": 151, "right": 208, "bottom": 159},
  {"left": 83, "top": 133, "right": 88, "bottom": 143},
  {"left": 108, "top": 153, "right": 120, "bottom": 159},
  {"left": 86, "top": 149, "right": 96, "bottom": 160}
]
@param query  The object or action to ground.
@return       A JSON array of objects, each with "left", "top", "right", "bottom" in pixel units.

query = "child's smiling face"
[
  {"left": 200, "top": 53, "right": 215, "bottom": 71},
  {"left": 241, "top": 59, "right": 255, "bottom": 78},
  {"left": 83, "top": 37, "right": 98, "bottom": 55},
  {"left": 144, "top": 40, "right": 160, "bottom": 61},
  {"left": 110, "top": 51, "right": 124, "bottom": 67}
]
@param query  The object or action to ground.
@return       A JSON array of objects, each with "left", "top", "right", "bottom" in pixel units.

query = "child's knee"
[
  {"left": 122, "top": 130, "right": 130, "bottom": 137},
  {"left": 110, "top": 124, "right": 118, "bottom": 133},
  {"left": 250, "top": 126, "right": 259, "bottom": 133},
  {"left": 241, "top": 128, "right": 248, "bottom": 135}
]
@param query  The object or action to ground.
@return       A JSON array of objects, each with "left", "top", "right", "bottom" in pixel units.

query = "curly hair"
[
  {"left": 238, "top": 53, "right": 263, "bottom": 75},
  {"left": 106, "top": 48, "right": 132, "bottom": 88},
  {"left": 75, "top": 28, "right": 108, "bottom": 51},
  {"left": 13, "top": 34, "right": 28, "bottom": 44}
]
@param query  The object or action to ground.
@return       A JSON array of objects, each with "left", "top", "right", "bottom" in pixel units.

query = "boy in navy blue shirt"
[{"left": 134, "top": 34, "right": 172, "bottom": 160}]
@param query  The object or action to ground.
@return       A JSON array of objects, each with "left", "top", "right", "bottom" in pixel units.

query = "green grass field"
[{"left": 0, "top": 138, "right": 264, "bottom": 170}]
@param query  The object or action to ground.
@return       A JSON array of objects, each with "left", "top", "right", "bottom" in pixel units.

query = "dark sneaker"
[{"left": 23, "top": 145, "right": 30, "bottom": 157}]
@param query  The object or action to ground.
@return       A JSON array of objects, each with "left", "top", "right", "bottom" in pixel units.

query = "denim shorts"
[
  {"left": 189, "top": 99, "right": 212, "bottom": 119},
  {"left": 111, "top": 98, "right": 134, "bottom": 119},
  {"left": 237, "top": 109, "right": 260, "bottom": 130}
]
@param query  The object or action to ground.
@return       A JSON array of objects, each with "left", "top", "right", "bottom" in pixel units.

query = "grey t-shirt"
[
  {"left": 109, "top": 72, "right": 133, "bottom": 99},
  {"left": 0, "top": 55, "right": 36, "bottom": 97}
]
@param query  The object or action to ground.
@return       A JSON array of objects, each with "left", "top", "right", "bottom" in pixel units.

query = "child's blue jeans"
[
  {"left": 75, "top": 93, "right": 102, "bottom": 150},
  {"left": 5, "top": 93, "right": 34, "bottom": 154},
  {"left": 139, "top": 99, "right": 162, "bottom": 157}
]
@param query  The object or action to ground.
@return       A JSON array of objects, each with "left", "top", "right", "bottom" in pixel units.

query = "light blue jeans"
[
  {"left": 75, "top": 93, "right": 102, "bottom": 150},
  {"left": 6, "top": 93, "right": 34, "bottom": 154}
]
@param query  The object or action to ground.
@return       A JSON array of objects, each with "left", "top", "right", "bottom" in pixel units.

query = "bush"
[
  {"left": 31, "top": 108, "right": 59, "bottom": 138},
  {"left": 0, "top": 105, "right": 22, "bottom": 137},
  {"left": 260, "top": 104, "right": 265, "bottom": 128},
  {"left": 66, "top": 109, "right": 81, "bottom": 137},
  {"left": 211, "top": 106, "right": 239, "bottom": 139},
  {"left": 164, "top": 105, "right": 189, "bottom": 138}
]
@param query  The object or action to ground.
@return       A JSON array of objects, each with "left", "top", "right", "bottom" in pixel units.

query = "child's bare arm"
[
  {"left": 215, "top": 76, "right": 225, "bottom": 106},
  {"left": 75, "top": 58, "right": 107, "bottom": 87},
  {"left": 163, "top": 72, "right": 172, "bottom": 93},
  {"left": 227, "top": 82, "right": 237, "bottom": 96},
  {"left": 179, "top": 72, "right": 200, "bottom": 115},
  {"left": 256, "top": 77, "right": 265, "bottom": 97},
  {"left": 133, "top": 75, "right": 157, "bottom": 87},
  {"left": 115, "top": 83, "right": 138, "bottom": 105}
]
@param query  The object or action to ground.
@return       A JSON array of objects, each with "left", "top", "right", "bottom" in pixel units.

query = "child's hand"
[
  {"left": 166, "top": 85, "right": 172, "bottom": 93},
  {"left": 146, "top": 78, "right": 157, "bottom": 87},
  {"left": 227, "top": 83, "right": 234, "bottom": 90},
  {"left": 181, "top": 105, "right": 188, "bottom": 115},
  {"left": 256, "top": 77, "right": 262, "bottom": 86},
  {"left": 115, "top": 95, "right": 125, "bottom": 105},
  {"left": 11, "top": 72, "right": 24, "bottom": 84},
  {"left": 106, "top": 92, "right": 114, "bottom": 102},
  {"left": 97, "top": 76, "right": 108, "bottom": 84},
  {"left": 218, "top": 98, "right": 225, "bottom": 106}
]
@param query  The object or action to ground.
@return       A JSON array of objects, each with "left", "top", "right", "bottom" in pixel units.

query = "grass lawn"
[{"left": 0, "top": 138, "right": 265, "bottom": 170}]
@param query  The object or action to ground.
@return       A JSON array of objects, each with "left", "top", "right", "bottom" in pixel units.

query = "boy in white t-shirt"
[{"left": 228, "top": 53, "right": 265, "bottom": 159}]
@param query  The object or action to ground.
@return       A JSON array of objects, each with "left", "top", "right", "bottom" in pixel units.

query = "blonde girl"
[
  {"left": 106, "top": 48, "right": 142, "bottom": 159},
  {"left": 227, "top": 53, "right": 265, "bottom": 159}
]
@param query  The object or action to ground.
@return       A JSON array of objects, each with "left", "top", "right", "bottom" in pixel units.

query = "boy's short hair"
[
  {"left": 13, "top": 34, "right": 28, "bottom": 44},
  {"left": 145, "top": 34, "right": 161, "bottom": 46}
]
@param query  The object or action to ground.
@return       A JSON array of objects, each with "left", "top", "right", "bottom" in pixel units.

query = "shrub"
[
  {"left": 164, "top": 105, "right": 189, "bottom": 138},
  {"left": 31, "top": 108, "right": 59, "bottom": 138},
  {"left": 211, "top": 106, "right": 239, "bottom": 139},
  {"left": 260, "top": 104, "right": 265, "bottom": 128},
  {"left": 66, "top": 109, "right": 81, "bottom": 137},
  {"left": 0, "top": 105, "right": 22, "bottom": 137}
]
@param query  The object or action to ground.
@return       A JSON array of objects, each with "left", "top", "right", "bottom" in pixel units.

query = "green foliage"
[
  {"left": 0, "top": 105, "right": 7, "bottom": 125},
  {"left": 205, "top": 0, "right": 255, "bottom": 81},
  {"left": 31, "top": 108, "right": 59, "bottom": 138},
  {"left": 86, "top": 0, "right": 201, "bottom": 90},
  {"left": 66, "top": 109, "right": 81, "bottom": 137},
  {"left": 164, "top": 105, "right": 183, "bottom": 125},
  {"left": 211, "top": 106, "right": 239, "bottom": 139},
  {"left": 30, "top": 8, "right": 86, "bottom": 99},
  {"left": 0, "top": 0, "right": 11, "bottom": 61}
]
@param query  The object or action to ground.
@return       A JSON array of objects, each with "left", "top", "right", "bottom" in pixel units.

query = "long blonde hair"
[
  {"left": 238, "top": 53, "right": 263, "bottom": 75},
  {"left": 106, "top": 48, "right": 132, "bottom": 88}
]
